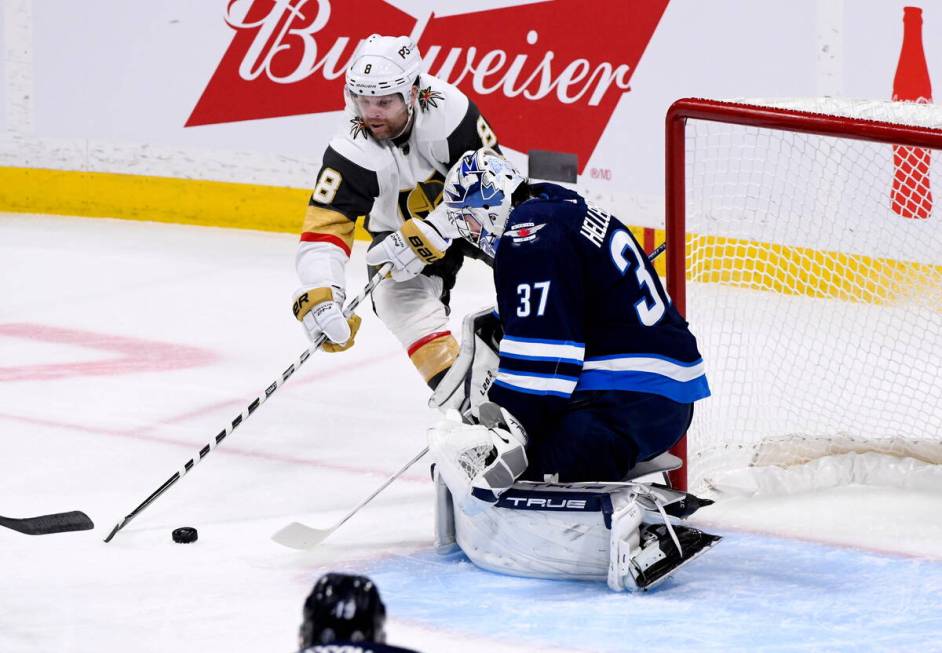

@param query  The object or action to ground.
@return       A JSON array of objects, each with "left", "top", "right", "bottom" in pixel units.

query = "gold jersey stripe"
[{"left": 301, "top": 205, "right": 356, "bottom": 248}]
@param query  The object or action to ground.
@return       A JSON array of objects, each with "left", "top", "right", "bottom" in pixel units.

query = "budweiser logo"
[{"left": 187, "top": 0, "right": 669, "bottom": 171}]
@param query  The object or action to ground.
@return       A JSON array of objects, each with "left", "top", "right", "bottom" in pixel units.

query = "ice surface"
[{"left": 1, "top": 213, "right": 940, "bottom": 652}]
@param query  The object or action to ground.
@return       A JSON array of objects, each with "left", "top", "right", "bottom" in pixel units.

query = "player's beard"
[{"left": 367, "top": 107, "right": 413, "bottom": 140}]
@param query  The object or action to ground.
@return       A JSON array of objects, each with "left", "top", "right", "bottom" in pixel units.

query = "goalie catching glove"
[
  {"left": 365, "top": 209, "right": 453, "bottom": 282},
  {"left": 292, "top": 286, "right": 361, "bottom": 353},
  {"left": 428, "top": 402, "right": 528, "bottom": 515},
  {"left": 472, "top": 403, "right": 529, "bottom": 503}
]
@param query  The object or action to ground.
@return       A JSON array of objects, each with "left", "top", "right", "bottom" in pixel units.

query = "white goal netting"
[{"left": 676, "top": 98, "right": 942, "bottom": 494}]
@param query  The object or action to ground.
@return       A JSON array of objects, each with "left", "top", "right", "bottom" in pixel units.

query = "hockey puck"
[{"left": 171, "top": 527, "right": 198, "bottom": 544}]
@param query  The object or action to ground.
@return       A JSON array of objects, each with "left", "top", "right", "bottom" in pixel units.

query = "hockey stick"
[
  {"left": 272, "top": 445, "right": 429, "bottom": 550},
  {"left": 0, "top": 511, "right": 94, "bottom": 536},
  {"left": 649, "top": 240, "right": 666, "bottom": 261},
  {"left": 103, "top": 263, "right": 393, "bottom": 543},
  {"left": 271, "top": 239, "right": 669, "bottom": 550}
]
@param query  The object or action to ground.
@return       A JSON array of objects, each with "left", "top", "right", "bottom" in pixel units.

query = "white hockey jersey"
[{"left": 298, "top": 73, "right": 498, "bottom": 257}]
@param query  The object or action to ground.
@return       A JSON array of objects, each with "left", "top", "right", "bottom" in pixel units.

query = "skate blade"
[{"left": 637, "top": 531, "right": 722, "bottom": 591}]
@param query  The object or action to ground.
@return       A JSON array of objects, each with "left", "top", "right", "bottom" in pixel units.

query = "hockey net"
[{"left": 666, "top": 98, "right": 942, "bottom": 495}]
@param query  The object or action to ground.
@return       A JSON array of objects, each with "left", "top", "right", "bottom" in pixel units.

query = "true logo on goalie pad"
[
  {"left": 503, "top": 497, "right": 588, "bottom": 509},
  {"left": 497, "top": 489, "right": 612, "bottom": 514}
]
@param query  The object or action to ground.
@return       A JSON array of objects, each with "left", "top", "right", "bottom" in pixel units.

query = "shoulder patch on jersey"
[
  {"left": 505, "top": 222, "right": 546, "bottom": 244},
  {"left": 418, "top": 86, "right": 445, "bottom": 112},
  {"left": 349, "top": 116, "right": 370, "bottom": 141}
]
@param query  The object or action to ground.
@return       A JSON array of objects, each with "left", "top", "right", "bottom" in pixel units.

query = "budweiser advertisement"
[{"left": 187, "top": 0, "right": 670, "bottom": 172}]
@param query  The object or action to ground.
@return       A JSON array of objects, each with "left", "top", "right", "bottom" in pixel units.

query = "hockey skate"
[{"left": 610, "top": 521, "right": 721, "bottom": 592}]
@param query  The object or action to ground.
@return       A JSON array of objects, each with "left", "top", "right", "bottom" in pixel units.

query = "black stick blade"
[
  {"left": 103, "top": 520, "right": 126, "bottom": 543},
  {"left": 0, "top": 511, "right": 94, "bottom": 535}
]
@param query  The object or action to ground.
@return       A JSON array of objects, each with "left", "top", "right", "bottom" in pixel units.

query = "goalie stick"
[
  {"left": 271, "top": 241, "right": 670, "bottom": 550},
  {"left": 272, "top": 445, "right": 429, "bottom": 549},
  {"left": 0, "top": 511, "right": 94, "bottom": 536},
  {"left": 103, "top": 263, "right": 393, "bottom": 543}
]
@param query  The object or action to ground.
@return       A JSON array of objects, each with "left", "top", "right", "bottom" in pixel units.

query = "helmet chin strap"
[{"left": 389, "top": 93, "right": 416, "bottom": 140}]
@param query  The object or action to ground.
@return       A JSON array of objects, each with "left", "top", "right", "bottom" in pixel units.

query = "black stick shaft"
[
  {"left": 649, "top": 240, "right": 667, "bottom": 261},
  {"left": 104, "top": 264, "right": 392, "bottom": 543}
]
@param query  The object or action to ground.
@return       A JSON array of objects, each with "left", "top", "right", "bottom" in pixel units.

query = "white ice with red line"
[{"left": 1, "top": 213, "right": 940, "bottom": 653}]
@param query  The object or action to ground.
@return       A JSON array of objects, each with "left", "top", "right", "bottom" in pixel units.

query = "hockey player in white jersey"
[
  {"left": 380, "top": 148, "right": 721, "bottom": 591},
  {"left": 293, "top": 34, "right": 500, "bottom": 388}
]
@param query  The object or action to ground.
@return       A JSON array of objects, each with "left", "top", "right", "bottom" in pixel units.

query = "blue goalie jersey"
[{"left": 487, "top": 183, "right": 710, "bottom": 440}]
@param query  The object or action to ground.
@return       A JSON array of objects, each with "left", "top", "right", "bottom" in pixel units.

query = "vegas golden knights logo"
[{"left": 399, "top": 177, "right": 444, "bottom": 220}]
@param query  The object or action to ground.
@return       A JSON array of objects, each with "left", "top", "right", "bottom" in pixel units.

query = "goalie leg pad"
[
  {"left": 451, "top": 487, "right": 617, "bottom": 581},
  {"left": 429, "top": 306, "right": 501, "bottom": 421},
  {"left": 607, "top": 491, "right": 644, "bottom": 591},
  {"left": 433, "top": 466, "right": 458, "bottom": 554}
]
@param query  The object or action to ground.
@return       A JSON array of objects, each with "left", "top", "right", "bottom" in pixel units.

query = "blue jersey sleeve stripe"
[
  {"left": 585, "top": 353, "right": 706, "bottom": 368},
  {"left": 575, "top": 370, "right": 711, "bottom": 403},
  {"left": 499, "top": 357, "right": 583, "bottom": 380},
  {"left": 496, "top": 370, "right": 578, "bottom": 396},
  {"left": 493, "top": 379, "right": 574, "bottom": 399},
  {"left": 500, "top": 352, "right": 585, "bottom": 366},
  {"left": 582, "top": 356, "right": 706, "bottom": 382},
  {"left": 497, "top": 368, "right": 580, "bottom": 382},
  {"left": 500, "top": 338, "right": 585, "bottom": 362},
  {"left": 502, "top": 334, "right": 585, "bottom": 348}
]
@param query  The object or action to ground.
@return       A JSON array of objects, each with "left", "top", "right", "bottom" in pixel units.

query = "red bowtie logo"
[{"left": 187, "top": 0, "right": 669, "bottom": 172}]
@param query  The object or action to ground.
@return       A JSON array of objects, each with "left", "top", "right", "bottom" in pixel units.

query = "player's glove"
[
  {"left": 292, "top": 286, "right": 361, "bottom": 353},
  {"left": 364, "top": 216, "right": 451, "bottom": 282}
]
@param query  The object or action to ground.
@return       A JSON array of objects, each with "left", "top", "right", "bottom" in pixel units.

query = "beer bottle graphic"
[{"left": 891, "top": 6, "right": 933, "bottom": 219}]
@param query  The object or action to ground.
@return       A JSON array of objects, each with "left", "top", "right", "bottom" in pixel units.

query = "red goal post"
[{"left": 664, "top": 98, "right": 942, "bottom": 492}]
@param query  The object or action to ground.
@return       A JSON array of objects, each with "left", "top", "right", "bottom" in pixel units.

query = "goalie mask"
[
  {"left": 299, "top": 573, "right": 387, "bottom": 647},
  {"left": 443, "top": 148, "right": 526, "bottom": 258},
  {"left": 345, "top": 34, "right": 421, "bottom": 135}
]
